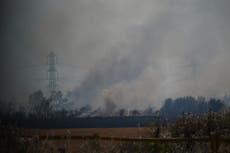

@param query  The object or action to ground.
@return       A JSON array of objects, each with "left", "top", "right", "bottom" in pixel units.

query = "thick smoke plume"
[
  {"left": 72, "top": 0, "right": 230, "bottom": 109},
  {"left": 1, "top": 0, "right": 230, "bottom": 109}
]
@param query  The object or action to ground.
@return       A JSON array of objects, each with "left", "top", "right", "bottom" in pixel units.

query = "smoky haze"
[{"left": 1, "top": 0, "right": 230, "bottom": 109}]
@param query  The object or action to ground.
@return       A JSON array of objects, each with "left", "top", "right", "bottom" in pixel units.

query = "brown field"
[
  {"left": 24, "top": 127, "right": 151, "bottom": 137},
  {"left": 23, "top": 128, "right": 152, "bottom": 152}
]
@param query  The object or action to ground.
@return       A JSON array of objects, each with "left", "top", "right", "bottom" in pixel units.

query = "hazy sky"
[{"left": 1, "top": 0, "right": 230, "bottom": 108}]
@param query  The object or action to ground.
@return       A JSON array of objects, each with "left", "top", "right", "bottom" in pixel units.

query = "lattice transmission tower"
[{"left": 47, "top": 52, "right": 58, "bottom": 92}]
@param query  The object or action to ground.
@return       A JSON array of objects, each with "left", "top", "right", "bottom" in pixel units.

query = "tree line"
[{"left": 0, "top": 90, "right": 227, "bottom": 123}]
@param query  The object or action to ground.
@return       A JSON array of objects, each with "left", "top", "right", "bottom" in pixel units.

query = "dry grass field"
[
  {"left": 24, "top": 127, "right": 150, "bottom": 137},
  {"left": 23, "top": 128, "right": 152, "bottom": 152}
]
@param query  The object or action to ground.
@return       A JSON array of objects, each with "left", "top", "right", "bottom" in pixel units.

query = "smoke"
[
  {"left": 1, "top": 0, "right": 230, "bottom": 109},
  {"left": 72, "top": 12, "right": 174, "bottom": 108},
  {"left": 72, "top": 0, "right": 230, "bottom": 109}
]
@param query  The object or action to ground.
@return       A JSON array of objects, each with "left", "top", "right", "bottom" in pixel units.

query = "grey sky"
[{"left": 1, "top": 0, "right": 230, "bottom": 108}]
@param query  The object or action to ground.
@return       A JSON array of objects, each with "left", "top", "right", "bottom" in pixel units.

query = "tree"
[
  {"left": 0, "top": 99, "right": 15, "bottom": 117},
  {"left": 143, "top": 106, "right": 154, "bottom": 116},
  {"left": 29, "top": 90, "right": 52, "bottom": 119},
  {"left": 118, "top": 108, "right": 126, "bottom": 117},
  {"left": 130, "top": 109, "right": 140, "bottom": 116},
  {"left": 80, "top": 105, "right": 92, "bottom": 115},
  {"left": 208, "top": 98, "right": 224, "bottom": 112},
  {"left": 160, "top": 98, "right": 173, "bottom": 119}
]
